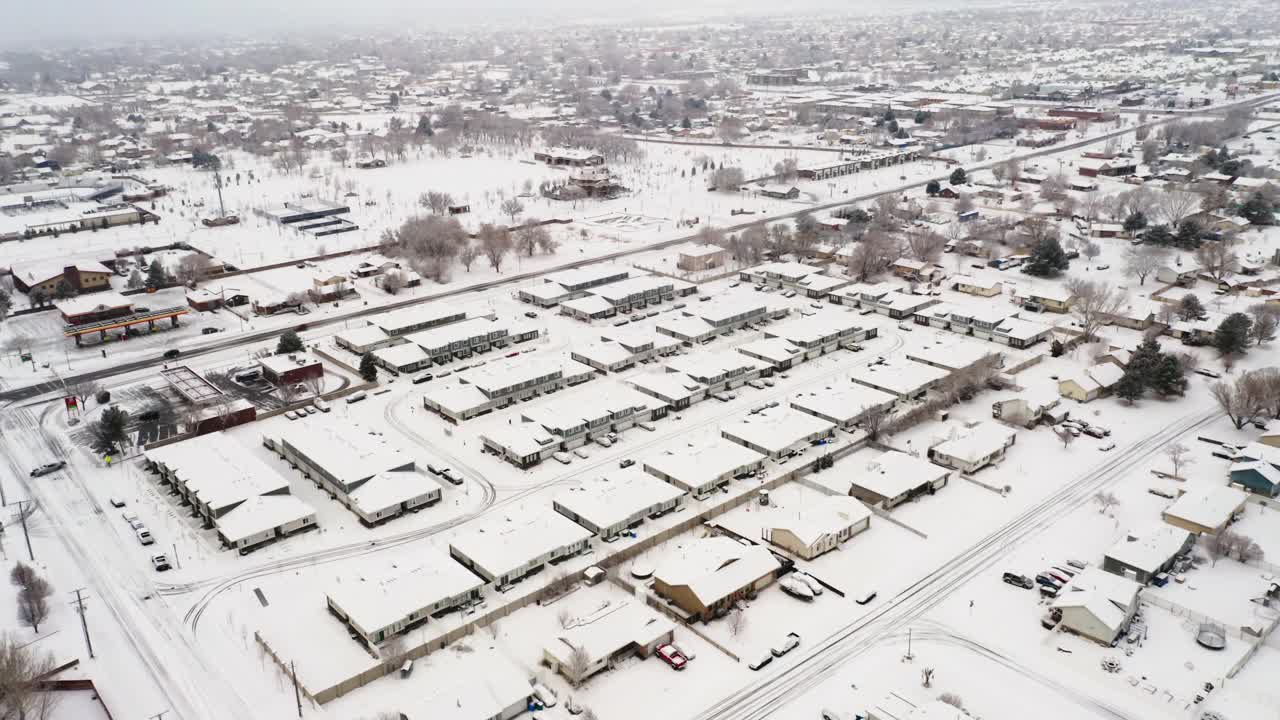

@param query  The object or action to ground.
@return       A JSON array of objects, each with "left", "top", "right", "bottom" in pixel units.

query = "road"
[
  {"left": 5, "top": 90, "right": 1274, "bottom": 407},
  {"left": 692, "top": 407, "right": 1220, "bottom": 720}
]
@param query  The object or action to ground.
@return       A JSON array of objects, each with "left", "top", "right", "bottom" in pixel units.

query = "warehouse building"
[
  {"left": 449, "top": 512, "right": 594, "bottom": 588},
  {"left": 653, "top": 537, "right": 781, "bottom": 622},
  {"left": 265, "top": 420, "right": 439, "bottom": 526},
  {"left": 145, "top": 433, "right": 317, "bottom": 553},
  {"left": 644, "top": 439, "right": 766, "bottom": 499},
  {"left": 721, "top": 407, "right": 836, "bottom": 458},
  {"left": 326, "top": 555, "right": 485, "bottom": 646},
  {"left": 553, "top": 467, "right": 685, "bottom": 539}
]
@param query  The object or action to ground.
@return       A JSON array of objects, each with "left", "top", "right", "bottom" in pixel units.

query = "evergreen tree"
[
  {"left": 146, "top": 260, "right": 168, "bottom": 288},
  {"left": 1151, "top": 355, "right": 1188, "bottom": 396},
  {"left": 925, "top": 180, "right": 941, "bottom": 196},
  {"left": 276, "top": 330, "right": 303, "bottom": 355},
  {"left": 1126, "top": 337, "right": 1163, "bottom": 382},
  {"left": 1123, "top": 212, "right": 1147, "bottom": 234},
  {"left": 53, "top": 280, "right": 75, "bottom": 299},
  {"left": 1240, "top": 192, "right": 1275, "bottom": 226},
  {"left": 914, "top": 110, "right": 927, "bottom": 124},
  {"left": 1178, "top": 294, "right": 1207, "bottom": 321},
  {"left": 1143, "top": 224, "right": 1173, "bottom": 247},
  {"left": 1023, "top": 236, "right": 1069, "bottom": 277},
  {"left": 1174, "top": 219, "right": 1202, "bottom": 249},
  {"left": 359, "top": 353, "right": 378, "bottom": 382},
  {"left": 1050, "top": 339, "right": 1064, "bottom": 357},
  {"left": 1114, "top": 369, "right": 1145, "bottom": 404},
  {"left": 681, "top": 116, "right": 692, "bottom": 129},
  {"left": 1214, "top": 312, "right": 1253, "bottom": 356},
  {"left": 949, "top": 167, "right": 967, "bottom": 186}
]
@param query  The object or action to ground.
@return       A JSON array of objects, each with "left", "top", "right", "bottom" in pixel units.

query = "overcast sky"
[{"left": 0, "top": 0, "right": 962, "bottom": 50}]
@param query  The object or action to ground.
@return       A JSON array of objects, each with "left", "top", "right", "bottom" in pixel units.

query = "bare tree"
[
  {"left": 860, "top": 405, "right": 889, "bottom": 441},
  {"left": 458, "top": 241, "right": 480, "bottom": 272},
  {"left": 1159, "top": 189, "right": 1199, "bottom": 227},
  {"left": 938, "top": 693, "right": 964, "bottom": 710},
  {"left": 709, "top": 166, "right": 745, "bottom": 191},
  {"left": 1210, "top": 377, "right": 1262, "bottom": 430},
  {"left": 1123, "top": 245, "right": 1167, "bottom": 286},
  {"left": 1195, "top": 238, "right": 1238, "bottom": 283},
  {"left": 557, "top": 608, "right": 573, "bottom": 630},
  {"left": 381, "top": 271, "right": 406, "bottom": 295},
  {"left": 1093, "top": 491, "right": 1120, "bottom": 515},
  {"left": 500, "top": 198, "right": 525, "bottom": 224},
  {"left": 0, "top": 633, "right": 59, "bottom": 719},
  {"left": 1054, "top": 426, "right": 1075, "bottom": 449},
  {"left": 479, "top": 224, "right": 513, "bottom": 272},
  {"left": 727, "top": 609, "right": 746, "bottom": 636},
  {"left": 175, "top": 253, "right": 215, "bottom": 286},
  {"left": 516, "top": 224, "right": 550, "bottom": 257},
  {"left": 565, "top": 645, "right": 592, "bottom": 686},
  {"left": 63, "top": 380, "right": 101, "bottom": 409},
  {"left": 846, "top": 231, "right": 901, "bottom": 281},
  {"left": 301, "top": 374, "right": 325, "bottom": 399},
  {"left": 906, "top": 230, "right": 947, "bottom": 263},
  {"left": 955, "top": 193, "right": 975, "bottom": 214},
  {"left": 14, "top": 568, "right": 51, "bottom": 634},
  {"left": 1247, "top": 303, "right": 1279, "bottom": 346},
  {"left": 1066, "top": 279, "right": 1127, "bottom": 343},
  {"left": 1164, "top": 442, "right": 1193, "bottom": 479},
  {"left": 419, "top": 190, "right": 453, "bottom": 215}
]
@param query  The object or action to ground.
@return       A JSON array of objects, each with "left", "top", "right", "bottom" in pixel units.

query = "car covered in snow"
[
  {"left": 30, "top": 460, "right": 66, "bottom": 477},
  {"left": 655, "top": 643, "right": 688, "bottom": 670}
]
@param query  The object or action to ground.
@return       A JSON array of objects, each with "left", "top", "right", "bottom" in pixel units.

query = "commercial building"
[
  {"left": 145, "top": 433, "right": 317, "bottom": 553},
  {"left": 11, "top": 260, "right": 114, "bottom": 295},
  {"left": 55, "top": 291, "right": 134, "bottom": 325},
  {"left": 720, "top": 407, "right": 836, "bottom": 458},
  {"left": 259, "top": 354, "right": 324, "bottom": 387},
  {"left": 677, "top": 244, "right": 727, "bottom": 272},
  {"left": 422, "top": 355, "right": 596, "bottom": 422},
  {"left": 325, "top": 555, "right": 485, "bottom": 646},
  {"left": 449, "top": 512, "right": 593, "bottom": 588},
  {"left": 543, "top": 603, "right": 674, "bottom": 685},
  {"left": 1103, "top": 525, "right": 1193, "bottom": 585},
  {"left": 265, "top": 420, "right": 439, "bottom": 526},
  {"left": 644, "top": 439, "right": 766, "bottom": 499},
  {"left": 847, "top": 450, "right": 952, "bottom": 508},
  {"left": 927, "top": 422, "right": 1017, "bottom": 474},
  {"left": 653, "top": 537, "right": 781, "bottom": 622},
  {"left": 553, "top": 468, "right": 686, "bottom": 539}
]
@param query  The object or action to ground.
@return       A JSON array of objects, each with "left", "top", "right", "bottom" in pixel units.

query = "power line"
[
  {"left": 13, "top": 500, "right": 33, "bottom": 561},
  {"left": 69, "top": 588, "right": 93, "bottom": 658}
]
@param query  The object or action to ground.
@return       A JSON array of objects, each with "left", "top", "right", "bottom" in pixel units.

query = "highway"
[{"left": 5, "top": 90, "right": 1274, "bottom": 406}]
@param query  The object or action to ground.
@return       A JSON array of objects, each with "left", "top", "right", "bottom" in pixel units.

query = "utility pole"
[
  {"left": 214, "top": 171, "right": 227, "bottom": 219},
  {"left": 70, "top": 588, "right": 94, "bottom": 658},
  {"left": 14, "top": 500, "right": 33, "bottom": 561},
  {"left": 291, "top": 660, "right": 303, "bottom": 717},
  {"left": 149, "top": 711, "right": 169, "bottom": 720}
]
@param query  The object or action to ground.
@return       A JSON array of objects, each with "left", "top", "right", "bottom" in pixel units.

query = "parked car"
[
  {"left": 162, "top": 348, "right": 181, "bottom": 359},
  {"left": 572, "top": 447, "right": 590, "bottom": 459},
  {"left": 524, "top": 311, "right": 538, "bottom": 319},
  {"left": 552, "top": 452, "right": 572, "bottom": 464},
  {"left": 792, "top": 572, "right": 824, "bottom": 596},
  {"left": 1041, "top": 609, "right": 1062, "bottom": 629},
  {"left": 1083, "top": 426, "right": 1106, "bottom": 439},
  {"left": 748, "top": 653, "right": 773, "bottom": 671},
  {"left": 655, "top": 643, "right": 688, "bottom": 670},
  {"left": 771, "top": 632, "right": 800, "bottom": 657},
  {"left": 151, "top": 554, "right": 171, "bottom": 572},
  {"left": 29, "top": 460, "right": 66, "bottom": 477},
  {"left": 313, "top": 399, "right": 331, "bottom": 413},
  {"left": 855, "top": 591, "right": 877, "bottom": 605},
  {"left": 1035, "top": 573, "right": 1061, "bottom": 589},
  {"left": 1099, "top": 442, "right": 1116, "bottom": 451},
  {"left": 412, "top": 373, "right": 434, "bottom": 384},
  {"left": 108, "top": 497, "right": 126, "bottom": 508},
  {"left": 780, "top": 577, "right": 814, "bottom": 600},
  {"left": 440, "top": 469, "right": 463, "bottom": 486},
  {"left": 1002, "top": 572, "right": 1034, "bottom": 589},
  {"left": 1194, "top": 368, "right": 1222, "bottom": 379},
  {"left": 135, "top": 526, "right": 154, "bottom": 546},
  {"left": 345, "top": 391, "right": 367, "bottom": 404},
  {"left": 619, "top": 459, "right": 636, "bottom": 468},
  {"left": 201, "top": 327, "right": 221, "bottom": 335},
  {"left": 122, "top": 510, "right": 142, "bottom": 528}
]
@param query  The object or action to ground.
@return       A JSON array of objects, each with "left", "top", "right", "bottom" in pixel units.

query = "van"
[
  {"left": 345, "top": 391, "right": 367, "bottom": 404},
  {"left": 135, "top": 526, "right": 154, "bottom": 546}
]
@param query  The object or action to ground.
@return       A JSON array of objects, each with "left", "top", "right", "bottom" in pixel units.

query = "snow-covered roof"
[
  {"left": 372, "top": 342, "right": 429, "bottom": 369},
  {"left": 929, "top": 422, "right": 1017, "bottom": 465},
  {"left": 554, "top": 468, "right": 685, "bottom": 533},
  {"left": 55, "top": 291, "right": 133, "bottom": 316},
  {"left": 643, "top": 438, "right": 765, "bottom": 492},
  {"left": 335, "top": 324, "right": 394, "bottom": 349},
  {"left": 348, "top": 471, "right": 442, "bottom": 516},
  {"left": 449, "top": 512, "right": 593, "bottom": 580},
  {"left": 1105, "top": 525, "right": 1191, "bottom": 575},
  {"left": 1163, "top": 485, "right": 1247, "bottom": 530},
  {"left": 372, "top": 303, "right": 468, "bottom": 334},
  {"left": 146, "top": 433, "right": 291, "bottom": 512},
  {"left": 326, "top": 554, "right": 484, "bottom": 639},
  {"left": 628, "top": 370, "right": 705, "bottom": 402},
  {"left": 760, "top": 495, "right": 871, "bottom": 548},
  {"left": 560, "top": 294, "right": 616, "bottom": 315},
  {"left": 1052, "top": 565, "right": 1141, "bottom": 631},
  {"left": 764, "top": 309, "right": 864, "bottom": 347},
  {"left": 721, "top": 407, "right": 835, "bottom": 455},
  {"left": 546, "top": 602, "right": 673, "bottom": 669},
  {"left": 852, "top": 450, "right": 951, "bottom": 500},
  {"left": 272, "top": 420, "right": 414, "bottom": 491},
  {"left": 406, "top": 317, "right": 507, "bottom": 352},
  {"left": 654, "top": 536, "right": 780, "bottom": 607},
  {"left": 789, "top": 384, "right": 896, "bottom": 423},
  {"left": 215, "top": 495, "right": 315, "bottom": 545},
  {"left": 851, "top": 360, "right": 949, "bottom": 398},
  {"left": 400, "top": 656, "right": 531, "bottom": 720}
]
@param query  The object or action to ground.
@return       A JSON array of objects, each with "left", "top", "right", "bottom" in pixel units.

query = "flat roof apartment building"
[
  {"left": 553, "top": 467, "right": 686, "bottom": 539},
  {"left": 326, "top": 555, "right": 484, "bottom": 646},
  {"left": 449, "top": 512, "right": 593, "bottom": 588}
]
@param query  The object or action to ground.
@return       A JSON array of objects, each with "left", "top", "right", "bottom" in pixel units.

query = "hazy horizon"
[{"left": 1, "top": 0, "right": 1002, "bottom": 51}]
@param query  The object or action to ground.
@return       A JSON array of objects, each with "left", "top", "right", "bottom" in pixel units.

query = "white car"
[
  {"left": 108, "top": 497, "right": 126, "bottom": 508},
  {"left": 1099, "top": 442, "right": 1116, "bottom": 451},
  {"left": 151, "top": 554, "right": 171, "bottom": 571}
]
